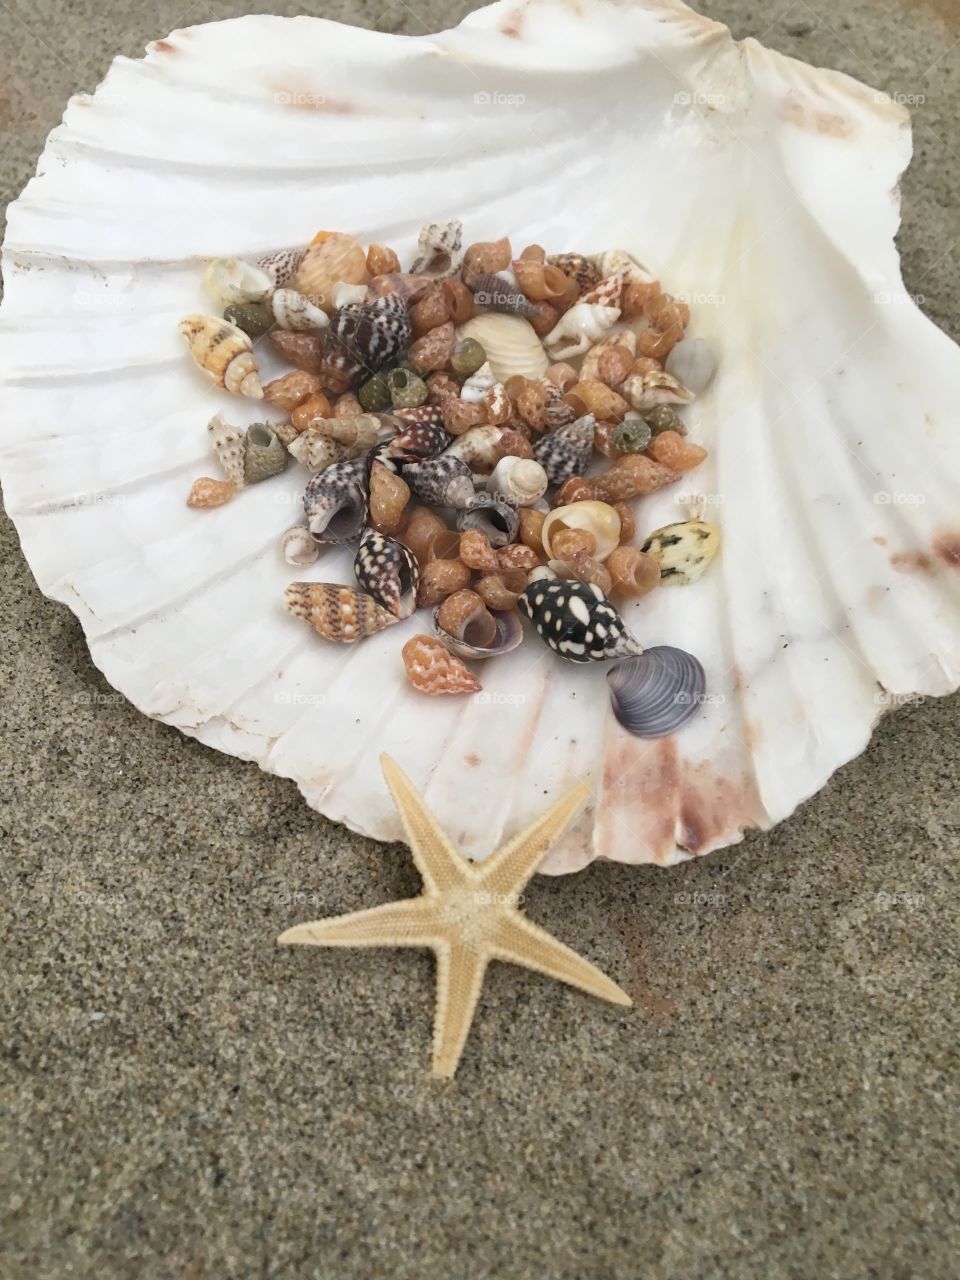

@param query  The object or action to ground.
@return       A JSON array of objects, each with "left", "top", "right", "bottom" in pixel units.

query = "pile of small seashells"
[{"left": 180, "top": 222, "right": 721, "bottom": 737}]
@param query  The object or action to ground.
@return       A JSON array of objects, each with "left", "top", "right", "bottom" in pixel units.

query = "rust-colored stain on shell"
[
  {"left": 499, "top": 9, "right": 525, "bottom": 37},
  {"left": 933, "top": 531, "right": 960, "bottom": 568},
  {"left": 153, "top": 40, "right": 177, "bottom": 54},
  {"left": 465, "top": 752, "right": 481, "bottom": 767},
  {"left": 779, "top": 93, "right": 852, "bottom": 139},
  {"left": 600, "top": 736, "right": 764, "bottom": 863},
  {"left": 891, "top": 549, "right": 932, "bottom": 573}
]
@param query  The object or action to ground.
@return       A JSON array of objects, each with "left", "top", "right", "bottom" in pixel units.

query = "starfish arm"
[
  {"left": 477, "top": 781, "right": 591, "bottom": 898},
  {"left": 490, "top": 912, "right": 632, "bottom": 1008},
  {"left": 278, "top": 898, "right": 441, "bottom": 949},
  {"left": 432, "top": 943, "right": 489, "bottom": 1078},
  {"left": 380, "top": 755, "right": 472, "bottom": 894}
]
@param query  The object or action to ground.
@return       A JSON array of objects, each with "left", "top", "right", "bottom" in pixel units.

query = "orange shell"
[{"left": 402, "top": 635, "right": 481, "bottom": 696}]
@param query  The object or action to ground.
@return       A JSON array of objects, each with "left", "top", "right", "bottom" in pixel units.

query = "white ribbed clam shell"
[{"left": 2, "top": 1, "right": 960, "bottom": 874}]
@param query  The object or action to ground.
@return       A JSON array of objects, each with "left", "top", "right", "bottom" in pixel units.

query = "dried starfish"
[{"left": 279, "top": 755, "right": 632, "bottom": 1077}]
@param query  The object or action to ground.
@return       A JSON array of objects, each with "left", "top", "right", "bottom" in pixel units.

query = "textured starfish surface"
[{"left": 279, "top": 755, "right": 632, "bottom": 1077}]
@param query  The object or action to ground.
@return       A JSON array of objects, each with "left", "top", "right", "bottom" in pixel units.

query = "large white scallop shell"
[{"left": 2, "top": 1, "right": 960, "bottom": 875}]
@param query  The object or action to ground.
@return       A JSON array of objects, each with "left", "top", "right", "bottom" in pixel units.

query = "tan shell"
[
  {"left": 287, "top": 429, "right": 348, "bottom": 472},
  {"left": 542, "top": 501, "right": 622, "bottom": 562},
  {"left": 622, "top": 368, "right": 695, "bottom": 412},
  {"left": 207, "top": 412, "right": 246, "bottom": 488},
  {"left": 179, "top": 315, "right": 263, "bottom": 399},
  {"left": 457, "top": 313, "right": 549, "bottom": 383},
  {"left": 284, "top": 582, "right": 398, "bottom": 643},
  {"left": 292, "top": 233, "right": 368, "bottom": 312}
]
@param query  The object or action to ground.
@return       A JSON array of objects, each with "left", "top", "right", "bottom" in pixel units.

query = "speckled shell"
[
  {"left": 354, "top": 528, "right": 420, "bottom": 619},
  {"left": 533, "top": 415, "right": 597, "bottom": 487},
  {"left": 303, "top": 456, "right": 369, "bottom": 543},
  {"left": 6, "top": 3, "right": 960, "bottom": 875},
  {"left": 518, "top": 579, "right": 643, "bottom": 663}
]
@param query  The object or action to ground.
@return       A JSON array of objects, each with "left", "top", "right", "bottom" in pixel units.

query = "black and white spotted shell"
[
  {"left": 518, "top": 579, "right": 643, "bottom": 663},
  {"left": 533, "top": 414, "right": 596, "bottom": 487},
  {"left": 354, "top": 528, "right": 419, "bottom": 619},
  {"left": 303, "top": 455, "right": 370, "bottom": 544},
  {"left": 326, "top": 293, "right": 412, "bottom": 383}
]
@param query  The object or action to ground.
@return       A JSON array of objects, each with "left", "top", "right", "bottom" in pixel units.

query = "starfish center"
[{"left": 436, "top": 885, "right": 503, "bottom": 947}]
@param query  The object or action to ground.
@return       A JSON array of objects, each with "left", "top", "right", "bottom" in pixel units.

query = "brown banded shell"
[
  {"left": 622, "top": 368, "right": 695, "bottom": 412},
  {"left": 179, "top": 315, "right": 263, "bottom": 399},
  {"left": 284, "top": 582, "right": 397, "bottom": 643},
  {"left": 354, "top": 528, "right": 420, "bottom": 619}
]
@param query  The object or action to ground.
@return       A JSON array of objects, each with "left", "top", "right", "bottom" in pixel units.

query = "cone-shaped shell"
[
  {"left": 533, "top": 415, "right": 596, "bottom": 487},
  {"left": 284, "top": 582, "right": 397, "bottom": 643},
  {"left": 179, "top": 315, "right": 263, "bottom": 398}
]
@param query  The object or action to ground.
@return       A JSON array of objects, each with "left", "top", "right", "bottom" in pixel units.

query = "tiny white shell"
[
  {"left": 271, "top": 288, "right": 330, "bottom": 331},
  {"left": 457, "top": 313, "right": 549, "bottom": 382},
  {"left": 330, "top": 282, "right": 369, "bottom": 309},
  {"left": 587, "top": 249, "right": 652, "bottom": 285},
  {"left": 459, "top": 360, "right": 497, "bottom": 404},
  {"left": 281, "top": 525, "right": 320, "bottom": 566},
  {"left": 202, "top": 256, "right": 273, "bottom": 306},
  {"left": 543, "top": 303, "right": 620, "bottom": 360},
  {"left": 487, "top": 456, "right": 548, "bottom": 506}
]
